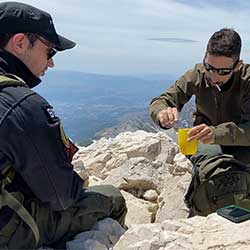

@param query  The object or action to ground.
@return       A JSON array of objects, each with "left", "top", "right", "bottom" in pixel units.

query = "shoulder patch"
[{"left": 43, "top": 105, "right": 59, "bottom": 122}]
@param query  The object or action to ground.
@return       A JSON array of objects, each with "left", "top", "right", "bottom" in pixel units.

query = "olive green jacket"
[{"left": 150, "top": 63, "right": 250, "bottom": 146}]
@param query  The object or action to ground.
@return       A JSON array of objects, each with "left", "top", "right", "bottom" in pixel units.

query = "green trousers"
[{"left": 0, "top": 185, "right": 127, "bottom": 249}]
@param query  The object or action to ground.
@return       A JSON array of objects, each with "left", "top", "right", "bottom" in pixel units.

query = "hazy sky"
[{"left": 20, "top": 0, "right": 250, "bottom": 76}]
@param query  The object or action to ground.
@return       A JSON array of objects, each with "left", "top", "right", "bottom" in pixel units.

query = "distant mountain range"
[{"left": 34, "top": 70, "right": 194, "bottom": 145}]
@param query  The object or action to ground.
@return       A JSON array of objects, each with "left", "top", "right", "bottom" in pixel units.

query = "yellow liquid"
[{"left": 178, "top": 128, "right": 198, "bottom": 155}]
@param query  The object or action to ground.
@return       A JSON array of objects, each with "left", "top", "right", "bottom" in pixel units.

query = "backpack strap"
[
  {"left": 0, "top": 167, "right": 40, "bottom": 247},
  {"left": 0, "top": 188, "right": 40, "bottom": 247},
  {"left": 0, "top": 75, "right": 36, "bottom": 128},
  {"left": 198, "top": 154, "right": 250, "bottom": 182},
  {"left": 0, "top": 75, "right": 40, "bottom": 246}
]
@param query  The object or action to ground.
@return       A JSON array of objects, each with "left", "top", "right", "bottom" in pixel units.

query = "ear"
[
  {"left": 234, "top": 59, "right": 243, "bottom": 72},
  {"left": 8, "top": 33, "right": 29, "bottom": 55}
]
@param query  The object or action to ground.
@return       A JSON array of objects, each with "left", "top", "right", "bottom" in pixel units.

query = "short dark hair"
[
  {"left": 0, "top": 33, "right": 38, "bottom": 49},
  {"left": 206, "top": 28, "right": 241, "bottom": 60}
]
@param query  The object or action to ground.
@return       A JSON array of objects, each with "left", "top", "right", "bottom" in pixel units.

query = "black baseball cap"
[{"left": 0, "top": 2, "right": 76, "bottom": 51}]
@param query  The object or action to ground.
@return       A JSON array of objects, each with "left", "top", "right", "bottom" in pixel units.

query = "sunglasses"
[
  {"left": 37, "top": 36, "right": 57, "bottom": 60},
  {"left": 28, "top": 34, "right": 57, "bottom": 60},
  {"left": 203, "top": 58, "right": 239, "bottom": 76},
  {"left": 47, "top": 48, "right": 57, "bottom": 60}
]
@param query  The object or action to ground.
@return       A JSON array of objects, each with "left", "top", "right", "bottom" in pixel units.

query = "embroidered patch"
[
  {"left": 43, "top": 105, "right": 59, "bottom": 122},
  {"left": 46, "top": 107, "right": 57, "bottom": 119}
]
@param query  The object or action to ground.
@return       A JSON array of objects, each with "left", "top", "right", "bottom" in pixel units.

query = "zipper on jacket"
[
  {"left": 214, "top": 95, "right": 219, "bottom": 123},
  {"left": 213, "top": 91, "right": 222, "bottom": 124}
]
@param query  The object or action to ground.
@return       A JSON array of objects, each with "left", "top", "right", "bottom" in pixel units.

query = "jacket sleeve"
[
  {"left": 211, "top": 81, "right": 250, "bottom": 146},
  {"left": 0, "top": 90, "right": 83, "bottom": 211},
  {"left": 150, "top": 66, "right": 200, "bottom": 127}
]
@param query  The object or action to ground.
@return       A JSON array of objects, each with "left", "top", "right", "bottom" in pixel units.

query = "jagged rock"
[
  {"left": 169, "top": 153, "right": 193, "bottom": 176},
  {"left": 155, "top": 173, "right": 191, "bottom": 222},
  {"left": 102, "top": 157, "right": 172, "bottom": 194},
  {"left": 155, "top": 132, "right": 179, "bottom": 164},
  {"left": 66, "top": 218, "right": 125, "bottom": 250},
  {"left": 72, "top": 159, "right": 89, "bottom": 187},
  {"left": 114, "top": 213, "right": 250, "bottom": 250},
  {"left": 143, "top": 190, "right": 158, "bottom": 203},
  {"left": 121, "top": 190, "right": 158, "bottom": 226},
  {"left": 88, "top": 175, "right": 102, "bottom": 186},
  {"left": 74, "top": 131, "right": 192, "bottom": 226},
  {"left": 76, "top": 131, "right": 179, "bottom": 179}
]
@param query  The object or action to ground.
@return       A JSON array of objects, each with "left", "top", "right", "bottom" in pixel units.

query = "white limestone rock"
[
  {"left": 72, "top": 159, "right": 89, "bottom": 187},
  {"left": 67, "top": 218, "right": 125, "bottom": 250},
  {"left": 102, "top": 157, "right": 172, "bottom": 193},
  {"left": 121, "top": 190, "right": 158, "bottom": 227},
  {"left": 155, "top": 173, "right": 191, "bottom": 222},
  {"left": 170, "top": 153, "right": 193, "bottom": 176},
  {"left": 88, "top": 175, "right": 102, "bottom": 186},
  {"left": 114, "top": 213, "right": 250, "bottom": 250},
  {"left": 77, "top": 131, "right": 178, "bottom": 179},
  {"left": 143, "top": 190, "right": 158, "bottom": 203}
]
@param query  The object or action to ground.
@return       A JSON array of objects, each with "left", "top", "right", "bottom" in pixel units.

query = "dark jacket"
[
  {"left": 0, "top": 49, "right": 83, "bottom": 228},
  {"left": 150, "top": 63, "right": 250, "bottom": 146}
]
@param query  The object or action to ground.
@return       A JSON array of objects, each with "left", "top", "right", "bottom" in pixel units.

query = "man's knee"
[{"left": 85, "top": 185, "right": 127, "bottom": 226}]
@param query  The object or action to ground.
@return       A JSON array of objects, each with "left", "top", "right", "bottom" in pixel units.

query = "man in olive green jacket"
[{"left": 150, "top": 28, "right": 250, "bottom": 164}]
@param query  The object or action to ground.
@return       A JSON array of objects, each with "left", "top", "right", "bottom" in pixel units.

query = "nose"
[
  {"left": 209, "top": 70, "right": 220, "bottom": 83},
  {"left": 48, "top": 58, "right": 55, "bottom": 68}
]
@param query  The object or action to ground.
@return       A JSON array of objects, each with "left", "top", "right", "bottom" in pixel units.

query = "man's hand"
[
  {"left": 158, "top": 107, "right": 179, "bottom": 128},
  {"left": 188, "top": 124, "right": 215, "bottom": 144}
]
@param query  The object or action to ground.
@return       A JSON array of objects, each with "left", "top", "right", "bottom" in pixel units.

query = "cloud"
[
  {"left": 147, "top": 38, "right": 199, "bottom": 43},
  {"left": 174, "top": 0, "right": 250, "bottom": 10},
  {"left": 19, "top": 0, "right": 250, "bottom": 75}
]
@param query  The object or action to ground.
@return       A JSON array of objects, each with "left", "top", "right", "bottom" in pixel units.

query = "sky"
[{"left": 19, "top": 0, "right": 250, "bottom": 76}]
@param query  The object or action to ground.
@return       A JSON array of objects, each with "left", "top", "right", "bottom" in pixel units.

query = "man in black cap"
[{"left": 0, "top": 2, "right": 127, "bottom": 249}]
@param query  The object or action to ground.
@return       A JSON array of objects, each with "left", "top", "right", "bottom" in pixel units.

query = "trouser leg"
[
  {"left": 50, "top": 185, "right": 127, "bottom": 249},
  {"left": 85, "top": 185, "right": 127, "bottom": 227},
  {"left": 3, "top": 185, "right": 127, "bottom": 249}
]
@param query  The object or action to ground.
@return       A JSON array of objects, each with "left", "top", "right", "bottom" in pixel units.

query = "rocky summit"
[{"left": 43, "top": 130, "right": 250, "bottom": 250}]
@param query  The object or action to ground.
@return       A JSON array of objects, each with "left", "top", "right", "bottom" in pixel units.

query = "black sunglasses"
[
  {"left": 29, "top": 34, "right": 57, "bottom": 60},
  {"left": 37, "top": 37, "right": 57, "bottom": 60},
  {"left": 47, "top": 48, "right": 57, "bottom": 60},
  {"left": 203, "top": 58, "right": 239, "bottom": 76}
]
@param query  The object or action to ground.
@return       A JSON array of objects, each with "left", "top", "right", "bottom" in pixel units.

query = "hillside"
[{"left": 35, "top": 71, "right": 181, "bottom": 142}]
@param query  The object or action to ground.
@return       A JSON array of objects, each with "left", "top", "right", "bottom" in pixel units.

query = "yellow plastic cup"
[{"left": 178, "top": 128, "right": 198, "bottom": 155}]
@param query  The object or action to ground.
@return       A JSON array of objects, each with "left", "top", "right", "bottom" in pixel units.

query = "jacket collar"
[{"left": 0, "top": 49, "right": 41, "bottom": 88}]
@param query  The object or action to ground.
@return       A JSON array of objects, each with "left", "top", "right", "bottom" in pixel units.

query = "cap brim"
[{"left": 54, "top": 34, "right": 76, "bottom": 51}]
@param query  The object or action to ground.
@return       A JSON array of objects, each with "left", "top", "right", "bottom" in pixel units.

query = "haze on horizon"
[{"left": 20, "top": 0, "right": 250, "bottom": 77}]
